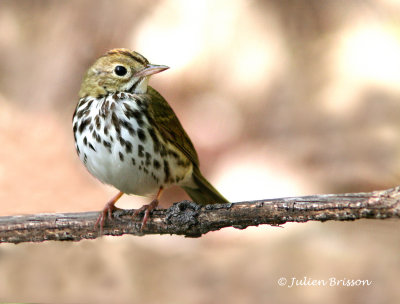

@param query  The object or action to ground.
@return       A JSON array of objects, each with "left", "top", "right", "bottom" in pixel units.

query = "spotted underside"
[{"left": 73, "top": 92, "right": 193, "bottom": 196}]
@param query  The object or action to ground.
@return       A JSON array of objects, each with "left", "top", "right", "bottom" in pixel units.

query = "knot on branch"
[{"left": 165, "top": 201, "right": 201, "bottom": 236}]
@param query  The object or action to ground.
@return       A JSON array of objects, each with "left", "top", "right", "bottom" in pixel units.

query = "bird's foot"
[
  {"left": 94, "top": 191, "right": 124, "bottom": 234},
  {"left": 132, "top": 199, "right": 159, "bottom": 231}
]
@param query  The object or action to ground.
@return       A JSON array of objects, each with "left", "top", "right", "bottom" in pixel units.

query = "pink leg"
[
  {"left": 95, "top": 191, "right": 124, "bottom": 233},
  {"left": 133, "top": 187, "right": 163, "bottom": 230}
]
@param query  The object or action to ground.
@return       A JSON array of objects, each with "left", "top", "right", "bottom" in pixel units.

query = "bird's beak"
[{"left": 134, "top": 64, "right": 169, "bottom": 77}]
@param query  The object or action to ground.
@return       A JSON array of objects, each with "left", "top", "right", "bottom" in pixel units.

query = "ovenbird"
[{"left": 73, "top": 48, "right": 228, "bottom": 230}]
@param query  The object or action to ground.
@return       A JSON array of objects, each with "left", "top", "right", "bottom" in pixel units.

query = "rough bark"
[{"left": 1, "top": 186, "right": 400, "bottom": 244}]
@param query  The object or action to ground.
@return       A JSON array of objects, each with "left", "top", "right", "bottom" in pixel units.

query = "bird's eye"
[{"left": 114, "top": 65, "right": 128, "bottom": 76}]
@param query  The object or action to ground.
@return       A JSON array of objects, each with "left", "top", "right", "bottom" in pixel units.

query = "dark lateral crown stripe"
[{"left": 106, "top": 49, "right": 149, "bottom": 66}]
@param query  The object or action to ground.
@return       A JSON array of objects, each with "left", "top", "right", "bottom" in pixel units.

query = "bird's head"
[{"left": 79, "top": 48, "right": 169, "bottom": 98}]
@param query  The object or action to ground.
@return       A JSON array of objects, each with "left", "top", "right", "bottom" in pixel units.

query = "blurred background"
[{"left": 0, "top": 0, "right": 400, "bottom": 303}]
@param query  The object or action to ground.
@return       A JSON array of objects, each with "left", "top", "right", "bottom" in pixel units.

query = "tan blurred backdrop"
[{"left": 1, "top": 0, "right": 400, "bottom": 303}]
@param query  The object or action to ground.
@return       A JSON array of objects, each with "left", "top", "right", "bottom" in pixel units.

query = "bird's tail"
[{"left": 182, "top": 167, "right": 229, "bottom": 205}]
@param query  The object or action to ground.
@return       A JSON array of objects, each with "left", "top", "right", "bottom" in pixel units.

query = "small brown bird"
[{"left": 73, "top": 49, "right": 228, "bottom": 230}]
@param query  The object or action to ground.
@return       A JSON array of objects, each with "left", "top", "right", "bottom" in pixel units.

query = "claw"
[
  {"left": 94, "top": 191, "right": 124, "bottom": 234},
  {"left": 132, "top": 199, "right": 159, "bottom": 231},
  {"left": 132, "top": 187, "right": 163, "bottom": 231}
]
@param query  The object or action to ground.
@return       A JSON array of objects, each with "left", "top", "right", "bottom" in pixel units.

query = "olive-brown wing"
[{"left": 147, "top": 86, "right": 200, "bottom": 167}]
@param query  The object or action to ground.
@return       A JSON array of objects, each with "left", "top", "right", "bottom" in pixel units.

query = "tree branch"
[{"left": 1, "top": 186, "right": 400, "bottom": 244}]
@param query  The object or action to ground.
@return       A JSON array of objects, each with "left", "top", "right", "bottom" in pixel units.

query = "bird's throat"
[{"left": 128, "top": 77, "right": 148, "bottom": 94}]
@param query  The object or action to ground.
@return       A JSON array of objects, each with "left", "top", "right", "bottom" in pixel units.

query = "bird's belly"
[
  {"left": 73, "top": 94, "right": 193, "bottom": 196},
  {"left": 82, "top": 138, "right": 161, "bottom": 195}
]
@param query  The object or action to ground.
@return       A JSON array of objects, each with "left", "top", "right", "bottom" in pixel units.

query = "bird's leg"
[
  {"left": 95, "top": 191, "right": 124, "bottom": 233},
  {"left": 133, "top": 187, "right": 163, "bottom": 230}
]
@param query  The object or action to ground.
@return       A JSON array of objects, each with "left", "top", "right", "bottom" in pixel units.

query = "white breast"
[{"left": 73, "top": 93, "right": 193, "bottom": 196}]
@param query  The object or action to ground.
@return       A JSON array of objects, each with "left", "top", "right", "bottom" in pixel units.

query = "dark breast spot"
[
  {"left": 89, "top": 143, "right": 96, "bottom": 152},
  {"left": 86, "top": 99, "right": 93, "bottom": 109},
  {"left": 103, "top": 125, "right": 109, "bottom": 136},
  {"left": 163, "top": 160, "right": 170, "bottom": 183},
  {"left": 123, "top": 105, "right": 144, "bottom": 126},
  {"left": 78, "top": 117, "right": 91, "bottom": 134},
  {"left": 153, "top": 159, "right": 161, "bottom": 170},
  {"left": 125, "top": 141, "right": 133, "bottom": 154},
  {"left": 136, "top": 98, "right": 143, "bottom": 107},
  {"left": 117, "top": 135, "right": 126, "bottom": 147},
  {"left": 75, "top": 100, "right": 92, "bottom": 119},
  {"left": 137, "top": 128, "right": 146, "bottom": 142},
  {"left": 103, "top": 139, "right": 112, "bottom": 152},
  {"left": 145, "top": 152, "right": 151, "bottom": 166},
  {"left": 101, "top": 100, "right": 110, "bottom": 118},
  {"left": 92, "top": 130, "right": 101, "bottom": 143},
  {"left": 148, "top": 128, "right": 161, "bottom": 153},
  {"left": 95, "top": 116, "right": 101, "bottom": 130},
  {"left": 111, "top": 112, "right": 121, "bottom": 134},
  {"left": 121, "top": 120, "right": 136, "bottom": 136},
  {"left": 138, "top": 145, "right": 144, "bottom": 157}
]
